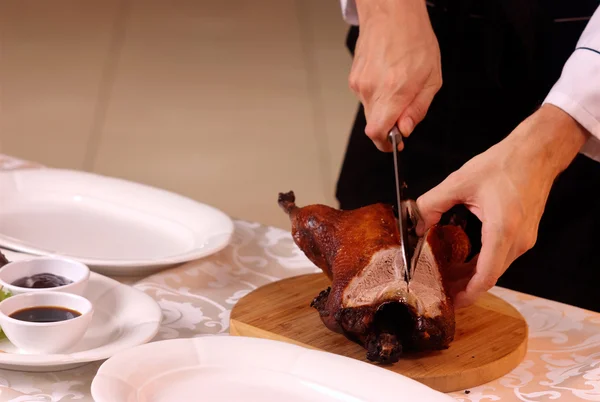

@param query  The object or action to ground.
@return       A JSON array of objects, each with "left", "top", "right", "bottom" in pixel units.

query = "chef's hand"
[
  {"left": 415, "top": 104, "right": 590, "bottom": 308},
  {"left": 351, "top": 0, "right": 441, "bottom": 152}
]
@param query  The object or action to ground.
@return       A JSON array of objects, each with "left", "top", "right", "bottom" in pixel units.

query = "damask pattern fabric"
[{"left": 0, "top": 155, "right": 599, "bottom": 401}]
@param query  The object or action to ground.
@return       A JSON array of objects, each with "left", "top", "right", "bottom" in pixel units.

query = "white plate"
[
  {"left": 0, "top": 268, "right": 162, "bottom": 372},
  {"left": 91, "top": 337, "right": 455, "bottom": 402},
  {"left": 0, "top": 168, "right": 234, "bottom": 276}
]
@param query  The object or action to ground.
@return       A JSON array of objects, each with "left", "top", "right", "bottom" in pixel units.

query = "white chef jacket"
[{"left": 338, "top": 1, "right": 600, "bottom": 163}]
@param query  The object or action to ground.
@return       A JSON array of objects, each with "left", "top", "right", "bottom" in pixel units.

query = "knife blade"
[
  {"left": 406, "top": 201, "right": 423, "bottom": 282},
  {"left": 388, "top": 127, "right": 412, "bottom": 284}
]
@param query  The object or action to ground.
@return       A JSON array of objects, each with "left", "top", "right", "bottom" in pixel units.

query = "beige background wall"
[{"left": 0, "top": 0, "right": 358, "bottom": 229}]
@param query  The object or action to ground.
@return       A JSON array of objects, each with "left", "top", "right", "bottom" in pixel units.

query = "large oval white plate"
[
  {"left": 0, "top": 168, "right": 234, "bottom": 276},
  {"left": 0, "top": 264, "right": 162, "bottom": 372},
  {"left": 91, "top": 336, "right": 455, "bottom": 402}
]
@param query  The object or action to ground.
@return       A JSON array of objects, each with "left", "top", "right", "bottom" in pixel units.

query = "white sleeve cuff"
[
  {"left": 339, "top": 0, "right": 359, "bottom": 25},
  {"left": 543, "top": 48, "right": 600, "bottom": 160},
  {"left": 543, "top": 7, "right": 600, "bottom": 161}
]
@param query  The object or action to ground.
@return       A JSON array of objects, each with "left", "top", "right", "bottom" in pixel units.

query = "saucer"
[{"left": 0, "top": 270, "right": 161, "bottom": 372}]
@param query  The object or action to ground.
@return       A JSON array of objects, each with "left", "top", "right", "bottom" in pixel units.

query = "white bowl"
[
  {"left": 0, "top": 291, "right": 94, "bottom": 354},
  {"left": 0, "top": 257, "right": 89, "bottom": 296}
]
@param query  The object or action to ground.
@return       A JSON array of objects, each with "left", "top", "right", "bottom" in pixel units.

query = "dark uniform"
[{"left": 336, "top": 1, "right": 600, "bottom": 312}]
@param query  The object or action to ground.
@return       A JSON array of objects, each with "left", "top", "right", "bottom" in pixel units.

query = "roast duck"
[{"left": 278, "top": 191, "right": 471, "bottom": 364}]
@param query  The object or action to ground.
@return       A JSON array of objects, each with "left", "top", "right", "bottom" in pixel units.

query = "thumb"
[
  {"left": 397, "top": 84, "right": 439, "bottom": 137},
  {"left": 416, "top": 172, "right": 466, "bottom": 235},
  {"left": 365, "top": 96, "right": 413, "bottom": 152}
]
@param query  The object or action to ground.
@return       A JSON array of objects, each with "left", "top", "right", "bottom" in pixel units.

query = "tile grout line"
[
  {"left": 82, "top": 0, "right": 132, "bottom": 173},
  {"left": 294, "top": 0, "right": 336, "bottom": 203}
]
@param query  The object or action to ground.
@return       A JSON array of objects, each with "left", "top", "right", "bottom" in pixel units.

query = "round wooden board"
[{"left": 230, "top": 273, "right": 528, "bottom": 393}]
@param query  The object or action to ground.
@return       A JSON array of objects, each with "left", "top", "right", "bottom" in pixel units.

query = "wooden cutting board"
[{"left": 230, "top": 273, "right": 528, "bottom": 393}]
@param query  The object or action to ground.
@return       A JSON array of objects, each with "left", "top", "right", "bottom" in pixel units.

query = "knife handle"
[{"left": 388, "top": 126, "right": 404, "bottom": 148}]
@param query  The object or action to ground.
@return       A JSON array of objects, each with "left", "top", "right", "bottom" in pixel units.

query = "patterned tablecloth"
[{"left": 0, "top": 155, "right": 599, "bottom": 402}]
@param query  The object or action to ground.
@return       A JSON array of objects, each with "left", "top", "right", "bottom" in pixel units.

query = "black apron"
[{"left": 336, "top": 0, "right": 600, "bottom": 312}]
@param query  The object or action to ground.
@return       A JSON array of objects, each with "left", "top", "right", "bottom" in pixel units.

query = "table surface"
[{"left": 1, "top": 155, "right": 599, "bottom": 402}]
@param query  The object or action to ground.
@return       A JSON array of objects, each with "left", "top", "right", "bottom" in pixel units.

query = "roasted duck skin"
[{"left": 278, "top": 191, "right": 470, "bottom": 364}]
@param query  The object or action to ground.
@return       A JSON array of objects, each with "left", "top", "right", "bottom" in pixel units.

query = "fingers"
[
  {"left": 415, "top": 172, "right": 467, "bottom": 236},
  {"left": 398, "top": 117, "right": 414, "bottom": 140},
  {"left": 397, "top": 81, "right": 440, "bottom": 138},
  {"left": 447, "top": 277, "right": 472, "bottom": 304},
  {"left": 364, "top": 93, "right": 415, "bottom": 152},
  {"left": 356, "top": 68, "right": 441, "bottom": 152},
  {"left": 363, "top": 82, "right": 439, "bottom": 152},
  {"left": 453, "top": 222, "right": 512, "bottom": 308}
]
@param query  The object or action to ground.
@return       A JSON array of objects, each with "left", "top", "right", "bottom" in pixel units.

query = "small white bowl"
[
  {"left": 0, "top": 257, "right": 89, "bottom": 296},
  {"left": 0, "top": 291, "right": 93, "bottom": 354}
]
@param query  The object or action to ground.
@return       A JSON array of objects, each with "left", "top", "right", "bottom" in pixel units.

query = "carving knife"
[{"left": 388, "top": 127, "right": 412, "bottom": 284}]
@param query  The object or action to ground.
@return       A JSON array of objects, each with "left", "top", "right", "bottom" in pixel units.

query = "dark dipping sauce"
[
  {"left": 9, "top": 306, "right": 81, "bottom": 323},
  {"left": 11, "top": 273, "right": 73, "bottom": 289}
]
